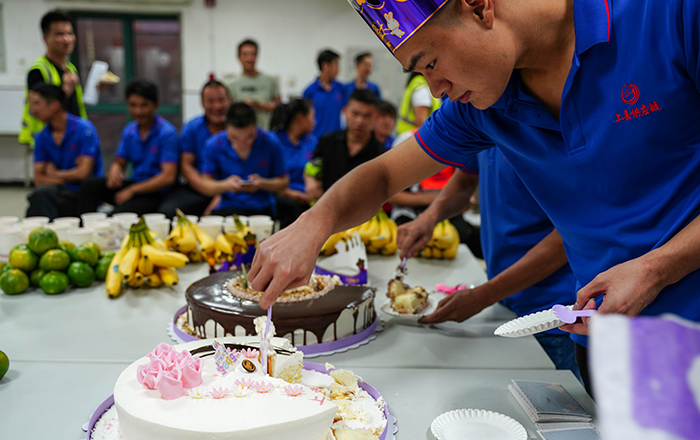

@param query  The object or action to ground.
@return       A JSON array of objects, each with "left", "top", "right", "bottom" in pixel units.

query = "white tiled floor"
[{"left": 0, "top": 186, "right": 30, "bottom": 218}]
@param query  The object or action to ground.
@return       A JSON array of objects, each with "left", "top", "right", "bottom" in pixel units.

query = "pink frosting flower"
[
  {"left": 137, "top": 359, "right": 167, "bottom": 390},
  {"left": 234, "top": 378, "right": 254, "bottom": 389},
  {"left": 240, "top": 348, "right": 259, "bottom": 359},
  {"left": 155, "top": 368, "right": 184, "bottom": 400},
  {"left": 284, "top": 385, "right": 303, "bottom": 397},
  {"left": 210, "top": 387, "right": 229, "bottom": 399},
  {"left": 253, "top": 381, "right": 274, "bottom": 394},
  {"left": 181, "top": 358, "right": 203, "bottom": 388},
  {"left": 148, "top": 342, "right": 173, "bottom": 361},
  {"left": 232, "top": 384, "right": 250, "bottom": 398}
]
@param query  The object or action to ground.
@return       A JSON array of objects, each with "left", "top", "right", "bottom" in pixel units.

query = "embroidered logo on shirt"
[
  {"left": 69, "top": 144, "right": 76, "bottom": 152},
  {"left": 614, "top": 84, "right": 662, "bottom": 123},
  {"left": 258, "top": 158, "right": 268, "bottom": 168},
  {"left": 150, "top": 146, "right": 158, "bottom": 155}
]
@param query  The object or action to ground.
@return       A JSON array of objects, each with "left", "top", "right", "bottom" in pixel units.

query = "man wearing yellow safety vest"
[
  {"left": 396, "top": 72, "right": 441, "bottom": 135},
  {"left": 19, "top": 10, "right": 86, "bottom": 148}
]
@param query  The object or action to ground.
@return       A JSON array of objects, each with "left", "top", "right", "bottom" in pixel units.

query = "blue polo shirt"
[
  {"left": 181, "top": 115, "right": 218, "bottom": 173},
  {"left": 116, "top": 115, "right": 180, "bottom": 183},
  {"left": 417, "top": 0, "right": 700, "bottom": 347},
  {"left": 463, "top": 149, "right": 576, "bottom": 334},
  {"left": 270, "top": 130, "right": 317, "bottom": 192},
  {"left": 345, "top": 80, "right": 382, "bottom": 100},
  {"left": 303, "top": 78, "right": 347, "bottom": 138},
  {"left": 202, "top": 129, "right": 288, "bottom": 211},
  {"left": 34, "top": 114, "right": 104, "bottom": 191}
]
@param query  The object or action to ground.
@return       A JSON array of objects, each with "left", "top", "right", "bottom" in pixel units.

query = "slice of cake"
[
  {"left": 227, "top": 273, "right": 337, "bottom": 303},
  {"left": 386, "top": 279, "right": 429, "bottom": 314}
]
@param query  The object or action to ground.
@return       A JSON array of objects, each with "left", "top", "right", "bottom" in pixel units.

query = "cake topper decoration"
[
  {"left": 347, "top": 0, "right": 450, "bottom": 53},
  {"left": 212, "top": 340, "right": 237, "bottom": 375},
  {"left": 284, "top": 385, "right": 304, "bottom": 397},
  {"left": 242, "top": 359, "right": 257, "bottom": 373}
]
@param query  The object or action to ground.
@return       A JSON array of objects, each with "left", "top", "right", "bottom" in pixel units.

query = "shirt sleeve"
[
  {"left": 682, "top": 0, "right": 700, "bottom": 93},
  {"left": 268, "top": 138, "right": 289, "bottom": 178},
  {"left": 115, "top": 127, "right": 131, "bottom": 161},
  {"left": 201, "top": 137, "right": 218, "bottom": 177},
  {"left": 78, "top": 122, "right": 100, "bottom": 160},
  {"left": 159, "top": 130, "right": 180, "bottom": 164},
  {"left": 416, "top": 100, "right": 495, "bottom": 168},
  {"left": 180, "top": 122, "right": 196, "bottom": 155},
  {"left": 302, "top": 84, "right": 313, "bottom": 101},
  {"left": 461, "top": 155, "right": 479, "bottom": 174},
  {"left": 33, "top": 133, "right": 48, "bottom": 163}
]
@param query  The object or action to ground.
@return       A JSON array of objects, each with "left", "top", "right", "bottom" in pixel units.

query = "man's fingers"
[
  {"left": 559, "top": 322, "right": 589, "bottom": 335},
  {"left": 575, "top": 279, "right": 605, "bottom": 310},
  {"left": 418, "top": 296, "right": 453, "bottom": 324}
]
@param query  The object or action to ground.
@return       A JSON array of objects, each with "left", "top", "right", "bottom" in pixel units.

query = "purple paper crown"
[{"left": 348, "top": 0, "right": 450, "bottom": 53}]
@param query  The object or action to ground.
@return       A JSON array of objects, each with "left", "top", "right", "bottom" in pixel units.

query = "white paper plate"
[
  {"left": 379, "top": 296, "right": 437, "bottom": 321},
  {"left": 494, "top": 305, "right": 573, "bottom": 338},
  {"left": 431, "top": 409, "right": 527, "bottom": 440}
]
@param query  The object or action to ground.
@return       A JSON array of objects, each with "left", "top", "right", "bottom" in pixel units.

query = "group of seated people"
[{"left": 26, "top": 78, "right": 400, "bottom": 228}]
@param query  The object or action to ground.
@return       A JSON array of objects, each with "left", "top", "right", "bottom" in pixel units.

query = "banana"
[
  {"left": 144, "top": 272, "right": 163, "bottom": 288},
  {"left": 119, "top": 246, "right": 140, "bottom": 281},
  {"left": 216, "top": 234, "right": 234, "bottom": 254},
  {"left": 166, "top": 223, "right": 182, "bottom": 250},
  {"left": 187, "top": 250, "right": 203, "bottom": 263},
  {"left": 224, "top": 232, "right": 248, "bottom": 248},
  {"left": 358, "top": 216, "right": 380, "bottom": 243},
  {"left": 106, "top": 246, "right": 128, "bottom": 298},
  {"left": 141, "top": 244, "right": 188, "bottom": 268},
  {"left": 175, "top": 224, "right": 197, "bottom": 253},
  {"left": 149, "top": 231, "right": 168, "bottom": 250},
  {"left": 432, "top": 247, "right": 443, "bottom": 259},
  {"left": 442, "top": 237, "right": 460, "bottom": 259},
  {"left": 433, "top": 220, "right": 458, "bottom": 249},
  {"left": 421, "top": 246, "right": 433, "bottom": 258},
  {"left": 127, "top": 272, "right": 145, "bottom": 288},
  {"left": 368, "top": 213, "right": 392, "bottom": 250},
  {"left": 320, "top": 231, "right": 346, "bottom": 256},
  {"left": 190, "top": 222, "right": 216, "bottom": 253},
  {"left": 430, "top": 221, "right": 446, "bottom": 247},
  {"left": 380, "top": 217, "right": 398, "bottom": 255},
  {"left": 138, "top": 254, "right": 154, "bottom": 276},
  {"left": 158, "top": 266, "right": 179, "bottom": 287}
]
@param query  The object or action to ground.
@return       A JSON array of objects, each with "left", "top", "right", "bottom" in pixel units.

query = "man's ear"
[{"left": 465, "top": 0, "right": 494, "bottom": 29}]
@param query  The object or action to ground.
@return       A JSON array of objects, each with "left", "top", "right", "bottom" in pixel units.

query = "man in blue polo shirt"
[
  {"left": 199, "top": 103, "right": 289, "bottom": 217},
  {"left": 397, "top": 148, "right": 578, "bottom": 374},
  {"left": 26, "top": 84, "right": 102, "bottom": 220},
  {"left": 78, "top": 79, "right": 179, "bottom": 216},
  {"left": 303, "top": 49, "right": 346, "bottom": 139},
  {"left": 158, "top": 79, "right": 231, "bottom": 218},
  {"left": 346, "top": 52, "right": 382, "bottom": 100}
]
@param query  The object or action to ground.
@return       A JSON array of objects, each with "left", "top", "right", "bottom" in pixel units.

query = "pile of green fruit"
[{"left": 0, "top": 227, "right": 115, "bottom": 295}]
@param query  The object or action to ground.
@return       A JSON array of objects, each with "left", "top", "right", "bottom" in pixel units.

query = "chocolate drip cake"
[{"left": 183, "top": 272, "right": 376, "bottom": 346}]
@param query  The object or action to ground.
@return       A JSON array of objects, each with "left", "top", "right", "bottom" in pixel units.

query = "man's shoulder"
[
  {"left": 318, "top": 130, "right": 346, "bottom": 147},
  {"left": 156, "top": 117, "right": 179, "bottom": 137},
  {"left": 72, "top": 115, "right": 98, "bottom": 138},
  {"left": 205, "top": 130, "right": 227, "bottom": 149},
  {"left": 183, "top": 115, "right": 206, "bottom": 132}
]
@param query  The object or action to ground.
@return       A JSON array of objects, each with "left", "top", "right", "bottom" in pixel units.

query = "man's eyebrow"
[{"left": 403, "top": 51, "right": 426, "bottom": 73}]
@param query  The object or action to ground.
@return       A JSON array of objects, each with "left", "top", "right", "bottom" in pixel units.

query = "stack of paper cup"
[
  {"left": 0, "top": 216, "right": 20, "bottom": 227},
  {"left": 248, "top": 215, "right": 274, "bottom": 243},
  {"left": 80, "top": 212, "right": 107, "bottom": 227},
  {"left": 48, "top": 222, "right": 72, "bottom": 242},
  {"left": 89, "top": 221, "right": 113, "bottom": 250},
  {"left": 0, "top": 227, "right": 22, "bottom": 260},
  {"left": 146, "top": 217, "right": 170, "bottom": 239},
  {"left": 19, "top": 217, "right": 50, "bottom": 242},
  {"left": 198, "top": 216, "right": 223, "bottom": 238},
  {"left": 54, "top": 217, "right": 80, "bottom": 229},
  {"left": 111, "top": 213, "right": 138, "bottom": 244},
  {"left": 68, "top": 228, "right": 95, "bottom": 246}
]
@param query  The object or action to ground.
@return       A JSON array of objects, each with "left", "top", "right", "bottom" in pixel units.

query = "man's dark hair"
[
  {"left": 348, "top": 89, "right": 380, "bottom": 108},
  {"left": 317, "top": 49, "right": 340, "bottom": 71},
  {"left": 355, "top": 52, "right": 372, "bottom": 66},
  {"left": 31, "top": 83, "right": 67, "bottom": 110},
  {"left": 201, "top": 79, "right": 230, "bottom": 98},
  {"left": 41, "top": 10, "right": 73, "bottom": 35},
  {"left": 125, "top": 79, "right": 159, "bottom": 104},
  {"left": 377, "top": 100, "right": 397, "bottom": 118},
  {"left": 238, "top": 39, "right": 258, "bottom": 56},
  {"left": 270, "top": 98, "right": 313, "bottom": 132},
  {"left": 226, "top": 103, "right": 257, "bottom": 128}
]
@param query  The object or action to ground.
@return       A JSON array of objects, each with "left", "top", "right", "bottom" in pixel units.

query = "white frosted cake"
[{"left": 99, "top": 332, "right": 386, "bottom": 439}]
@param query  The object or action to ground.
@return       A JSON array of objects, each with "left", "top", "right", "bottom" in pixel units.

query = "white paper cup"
[
  {"left": 23, "top": 216, "right": 50, "bottom": 225},
  {"left": 19, "top": 222, "right": 47, "bottom": 242},
  {"left": 0, "top": 216, "right": 20, "bottom": 226},
  {"left": 186, "top": 215, "right": 199, "bottom": 223},
  {"left": 199, "top": 215, "right": 224, "bottom": 225},
  {"left": 80, "top": 212, "right": 107, "bottom": 225},
  {"left": 143, "top": 213, "right": 166, "bottom": 222},
  {"left": 0, "top": 227, "right": 22, "bottom": 259},
  {"left": 53, "top": 217, "right": 80, "bottom": 229},
  {"left": 48, "top": 222, "right": 72, "bottom": 242},
  {"left": 146, "top": 218, "right": 170, "bottom": 239},
  {"left": 112, "top": 212, "right": 138, "bottom": 222},
  {"left": 88, "top": 221, "right": 113, "bottom": 249},
  {"left": 67, "top": 228, "right": 95, "bottom": 246},
  {"left": 248, "top": 215, "right": 274, "bottom": 242},
  {"left": 198, "top": 222, "right": 222, "bottom": 238}
]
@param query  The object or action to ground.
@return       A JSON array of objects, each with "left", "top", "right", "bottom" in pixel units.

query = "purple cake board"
[
  {"left": 172, "top": 305, "right": 380, "bottom": 355},
  {"left": 87, "top": 364, "right": 391, "bottom": 440}
]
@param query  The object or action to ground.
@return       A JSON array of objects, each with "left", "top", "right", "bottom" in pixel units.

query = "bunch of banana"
[
  {"left": 166, "top": 209, "right": 216, "bottom": 263},
  {"left": 211, "top": 215, "right": 256, "bottom": 268},
  {"left": 320, "top": 210, "right": 398, "bottom": 256},
  {"left": 418, "top": 220, "right": 460, "bottom": 260},
  {"left": 319, "top": 229, "right": 356, "bottom": 256},
  {"left": 106, "top": 218, "right": 189, "bottom": 298}
]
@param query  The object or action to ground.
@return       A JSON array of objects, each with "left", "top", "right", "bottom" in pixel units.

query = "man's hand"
[
  {"left": 560, "top": 255, "right": 665, "bottom": 335},
  {"left": 224, "top": 175, "right": 243, "bottom": 193},
  {"left": 418, "top": 287, "right": 491, "bottom": 324},
  {"left": 248, "top": 213, "right": 329, "bottom": 309},
  {"left": 62, "top": 72, "right": 79, "bottom": 96},
  {"left": 240, "top": 174, "right": 263, "bottom": 193},
  {"left": 397, "top": 215, "right": 436, "bottom": 259},
  {"left": 115, "top": 187, "right": 134, "bottom": 205},
  {"left": 45, "top": 162, "right": 59, "bottom": 177},
  {"left": 106, "top": 166, "right": 124, "bottom": 189}
]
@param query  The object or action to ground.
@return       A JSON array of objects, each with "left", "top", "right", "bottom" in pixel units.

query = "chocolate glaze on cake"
[{"left": 186, "top": 271, "right": 376, "bottom": 346}]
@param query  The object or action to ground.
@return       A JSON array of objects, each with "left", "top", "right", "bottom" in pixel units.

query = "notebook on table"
[{"left": 508, "top": 380, "right": 592, "bottom": 423}]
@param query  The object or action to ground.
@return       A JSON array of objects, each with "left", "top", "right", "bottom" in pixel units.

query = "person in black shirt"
[{"left": 305, "top": 89, "right": 386, "bottom": 199}]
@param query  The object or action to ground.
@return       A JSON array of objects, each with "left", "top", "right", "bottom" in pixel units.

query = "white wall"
[{"left": 0, "top": 0, "right": 405, "bottom": 130}]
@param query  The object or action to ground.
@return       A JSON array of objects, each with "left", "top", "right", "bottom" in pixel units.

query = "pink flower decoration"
[
  {"left": 210, "top": 387, "right": 229, "bottom": 399},
  {"left": 181, "top": 358, "right": 203, "bottom": 388},
  {"left": 155, "top": 368, "right": 184, "bottom": 400},
  {"left": 148, "top": 342, "right": 173, "bottom": 360},
  {"left": 241, "top": 348, "right": 259, "bottom": 359},
  {"left": 253, "top": 381, "right": 273, "bottom": 394},
  {"left": 234, "top": 378, "right": 254, "bottom": 389},
  {"left": 227, "top": 348, "right": 240, "bottom": 358},
  {"left": 284, "top": 385, "right": 303, "bottom": 397},
  {"left": 137, "top": 359, "right": 167, "bottom": 390}
]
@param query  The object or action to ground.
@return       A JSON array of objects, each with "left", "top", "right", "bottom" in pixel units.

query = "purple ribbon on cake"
[{"left": 347, "top": 0, "right": 450, "bottom": 53}]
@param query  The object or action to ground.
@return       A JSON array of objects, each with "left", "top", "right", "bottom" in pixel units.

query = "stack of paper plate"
[
  {"left": 494, "top": 306, "right": 574, "bottom": 338},
  {"left": 431, "top": 409, "right": 527, "bottom": 440}
]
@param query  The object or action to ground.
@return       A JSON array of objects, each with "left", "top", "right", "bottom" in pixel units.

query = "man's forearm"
[
  {"left": 420, "top": 172, "right": 477, "bottom": 225},
  {"left": 388, "top": 191, "right": 438, "bottom": 207},
  {"left": 35, "top": 173, "right": 64, "bottom": 186},
  {"left": 182, "top": 163, "right": 208, "bottom": 194},
  {"left": 259, "top": 177, "right": 288, "bottom": 193},
  {"left": 643, "top": 213, "right": 700, "bottom": 288},
  {"left": 127, "top": 172, "right": 174, "bottom": 195}
]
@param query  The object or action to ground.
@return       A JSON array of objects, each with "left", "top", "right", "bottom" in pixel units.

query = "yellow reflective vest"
[
  {"left": 396, "top": 75, "right": 442, "bottom": 135},
  {"left": 19, "top": 55, "right": 86, "bottom": 147}
]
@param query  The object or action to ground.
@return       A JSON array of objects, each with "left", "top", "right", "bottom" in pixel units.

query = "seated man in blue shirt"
[
  {"left": 398, "top": 148, "right": 579, "bottom": 376},
  {"left": 78, "top": 79, "right": 179, "bottom": 216},
  {"left": 303, "top": 49, "right": 346, "bottom": 139},
  {"left": 26, "top": 84, "right": 103, "bottom": 220},
  {"left": 199, "top": 103, "right": 289, "bottom": 218},
  {"left": 158, "top": 79, "right": 231, "bottom": 218}
]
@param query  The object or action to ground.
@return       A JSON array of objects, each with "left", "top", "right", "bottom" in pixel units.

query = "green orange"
[
  {"left": 67, "top": 262, "right": 95, "bottom": 287},
  {"left": 39, "top": 249, "right": 70, "bottom": 271},
  {"left": 30, "top": 268, "right": 46, "bottom": 287},
  {"left": 0, "top": 269, "right": 30, "bottom": 295},
  {"left": 39, "top": 271, "right": 70, "bottom": 295},
  {"left": 8, "top": 248, "right": 37, "bottom": 272},
  {"left": 28, "top": 228, "right": 59, "bottom": 255},
  {"left": 0, "top": 350, "right": 8, "bottom": 380},
  {"left": 70, "top": 245, "right": 99, "bottom": 267}
]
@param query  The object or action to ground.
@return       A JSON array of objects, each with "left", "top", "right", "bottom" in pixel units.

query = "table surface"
[{"left": 0, "top": 244, "right": 593, "bottom": 439}]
